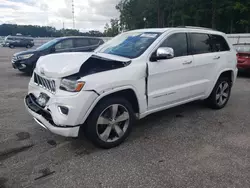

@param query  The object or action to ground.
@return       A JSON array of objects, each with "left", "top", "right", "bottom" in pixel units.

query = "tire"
[
  {"left": 206, "top": 77, "right": 232, "bottom": 109},
  {"left": 84, "top": 97, "right": 135, "bottom": 149},
  {"left": 26, "top": 44, "right": 31, "bottom": 48},
  {"left": 9, "top": 44, "right": 14, "bottom": 48}
]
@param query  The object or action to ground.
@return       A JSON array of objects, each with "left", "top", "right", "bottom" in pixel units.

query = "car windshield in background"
[
  {"left": 234, "top": 44, "right": 250, "bottom": 53},
  {"left": 98, "top": 32, "right": 161, "bottom": 58},
  {"left": 37, "top": 38, "right": 60, "bottom": 50}
]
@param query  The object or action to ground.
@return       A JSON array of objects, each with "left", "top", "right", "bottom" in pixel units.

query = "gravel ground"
[{"left": 0, "top": 47, "right": 250, "bottom": 188}]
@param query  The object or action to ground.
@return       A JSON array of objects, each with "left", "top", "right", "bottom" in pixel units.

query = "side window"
[
  {"left": 55, "top": 39, "right": 73, "bottom": 50},
  {"left": 210, "top": 34, "right": 230, "bottom": 52},
  {"left": 89, "top": 39, "right": 99, "bottom": 45},
  {"left": 190, "top": 33, "right": 212, "bottom": 55},
  {"left": 160, "top": 33, "right": 188, "bottom": 57},
  {"left": 74, "top": 38, "right": 89, "bottom": 47}
]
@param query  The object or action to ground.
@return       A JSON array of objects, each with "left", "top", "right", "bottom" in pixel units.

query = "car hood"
[
  {"left": 14, "top": 49, "right": 39, "bottom": 56},
  {"left": 35, "top": 52, "right": 131, "bottom": 78}
]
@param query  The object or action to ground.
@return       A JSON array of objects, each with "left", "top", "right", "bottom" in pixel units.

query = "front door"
[{"left": 147, "top": 33, "right": 194, "bottom": 110}]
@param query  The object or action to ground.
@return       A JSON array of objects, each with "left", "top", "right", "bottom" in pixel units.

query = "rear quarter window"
[{"left": 210, "top": 35, "right": 230, "bottom": 52}]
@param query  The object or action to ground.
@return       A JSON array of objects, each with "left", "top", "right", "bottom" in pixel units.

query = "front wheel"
[
  {"left": 206, "top": 77, "right": 232, "bottom": 109},
  {"left": 84, "top": 97, "right": 135, "bottom": 149}
]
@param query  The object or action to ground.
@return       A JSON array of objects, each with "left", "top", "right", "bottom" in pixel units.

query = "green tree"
[
  {"left": 104, "top": 19, "right": 120, "bottom": 37},
  {"left": 116, "top": 0, "right": 250, "bottom": 33}
]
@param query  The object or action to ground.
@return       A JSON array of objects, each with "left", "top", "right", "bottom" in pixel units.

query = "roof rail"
[{"left": 176, "top": 26, "right": 217, "bottom": 31}]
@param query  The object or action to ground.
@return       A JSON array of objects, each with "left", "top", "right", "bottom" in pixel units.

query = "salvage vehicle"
[
  {"left": 12, "top": 36, "right": 104, "bottom": 74},
  {"left": 24, "top": 27, "right": 238, "bottom": 148}
]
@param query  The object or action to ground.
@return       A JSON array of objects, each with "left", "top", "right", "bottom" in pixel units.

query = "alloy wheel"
[
  {"left": 96, "top": 104, "right": 130, "bottom": 143},
  {"left": 216, "top": 81, "right": 230, "bottom": 106}
]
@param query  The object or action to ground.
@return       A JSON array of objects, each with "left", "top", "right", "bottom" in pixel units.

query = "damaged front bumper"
[{"left": 24, "top": 94, "right": 80, "bottom": 137}]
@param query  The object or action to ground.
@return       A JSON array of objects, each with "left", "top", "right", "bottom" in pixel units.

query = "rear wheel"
[
  {"left": 9, "top": 44, "right": 14, "bottom": 48},
  {"left": 84, "top": 97, "right": 135, "bottom": 149},
  {"left": 26, "top": 44, "right": 31, "bottom": 48},
  {"left": 206, "top": 77, "right": 231, "bottom": 109}
]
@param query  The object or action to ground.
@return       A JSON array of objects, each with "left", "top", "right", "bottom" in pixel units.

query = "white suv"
[{"left": 25, "top": 27, "right": 238, "bottom": 148}]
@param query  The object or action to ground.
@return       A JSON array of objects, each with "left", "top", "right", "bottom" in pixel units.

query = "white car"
[{"left": 25, "top": 27, "right": 238, "bottom": 148}]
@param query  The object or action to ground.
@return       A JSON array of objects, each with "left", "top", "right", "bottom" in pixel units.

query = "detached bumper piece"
[{"left": 24, "top": 94, "right": 80, "bottom": 137}]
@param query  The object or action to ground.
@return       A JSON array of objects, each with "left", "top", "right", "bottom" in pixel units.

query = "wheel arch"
[
  {"left": 207, "top": 69, "right": 235, "bottom": 97},
  {"left": 80, "top": 86, "right": 141, "bottom": 125}
]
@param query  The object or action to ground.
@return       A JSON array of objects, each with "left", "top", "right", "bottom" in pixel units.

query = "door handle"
[
  {"left": 183, "top": 60, "right": 192, "bottom": 65},
  {"left": 213, "top": 56, "right": 220, "bottom": 60}
]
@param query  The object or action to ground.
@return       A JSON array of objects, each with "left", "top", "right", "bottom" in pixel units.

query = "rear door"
[
  {"left": 73, "top": 38, "right": 91, "bottom": 52},
  {"left": 188, "top": 33, "right": 215, "bottom": 97},
  {"left": 54, "top": 39, "right": 74, "bottom": 53},
  {"left": 189, "top": 33, "right": 231, "bottom": 97}
]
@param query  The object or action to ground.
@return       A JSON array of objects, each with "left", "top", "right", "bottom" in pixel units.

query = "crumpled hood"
[
  {"left": 36, "top": 52, "right": 93, "bottom": 78},
  {"left": 35, "top": 52, "right": 131, "bottom": 78}
]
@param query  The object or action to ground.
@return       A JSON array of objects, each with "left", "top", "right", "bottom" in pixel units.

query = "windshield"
[
  {"left": 97, "top": 32, "right": 161, "bottom": 58},
  {"left": 234, "top": 44, "right": 250, "bottom": 53},
  {"left": 37, "top": 38, "right": 60, "bottom": 50}
]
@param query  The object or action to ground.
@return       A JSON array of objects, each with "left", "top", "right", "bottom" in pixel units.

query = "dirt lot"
[{"left": 0, "top": 47, "right": 250, "bottom": 188}]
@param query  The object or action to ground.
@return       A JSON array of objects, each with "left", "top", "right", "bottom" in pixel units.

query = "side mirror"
[{"left": 156, "top": 47, "right": 174, "bottom": 60}]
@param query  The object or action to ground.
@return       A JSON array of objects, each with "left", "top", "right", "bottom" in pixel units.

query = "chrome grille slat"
[{"left": 34, "top": 73, "right": 56, "bottom": 94}]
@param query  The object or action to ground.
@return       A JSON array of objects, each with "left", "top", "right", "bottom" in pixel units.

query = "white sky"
[{"left": 0, "top": 0, "right": 120, "bottom": 31}]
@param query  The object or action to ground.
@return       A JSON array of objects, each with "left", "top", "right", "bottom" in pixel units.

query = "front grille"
[{"left": 34, "top": 73, "right": 56, "bottom": 93}]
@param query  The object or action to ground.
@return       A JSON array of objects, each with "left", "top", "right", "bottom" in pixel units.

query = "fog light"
[{"left": 58, "top": 106, "right": 69, "bottom": 115}]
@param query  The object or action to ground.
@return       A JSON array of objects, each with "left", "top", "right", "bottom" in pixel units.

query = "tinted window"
[
  {"left": 160, "top": 33, "right": 188, "bottom": 57},
  {"left": 55, "top": 39, "right": 73, "bottom": 50},
  {"left": 74, "top": 38, "right": 89, "bottom": 47},
  {"left": 89, "top": 39, "right": 99, "bottom": 45},
  {"left": 190, "top": 33, "right": 212, "bottom": 54},
  {"left": 210, "top": 35, "right": 230, "bottom": 52}
]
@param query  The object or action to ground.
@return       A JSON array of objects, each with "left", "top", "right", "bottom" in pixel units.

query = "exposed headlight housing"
[
  {"left": 60, "top": 77, "right": 85, "bottom": 92},
  {"left": 18, "top": 54, "right": 34, "bottom": 60}
]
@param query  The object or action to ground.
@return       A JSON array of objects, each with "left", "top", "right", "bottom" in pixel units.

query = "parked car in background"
[
  {"left": 12, "top": 36, "right": 104, "bottom": 74},
  {"left": 234, "top": 43, "right": 250, "bottom": 72},
  {"left": 3, "top": 35, "right": 34, "bottom": 48},
  {"left": 24, "top": 27, "right": 237, "bottom": 149}
]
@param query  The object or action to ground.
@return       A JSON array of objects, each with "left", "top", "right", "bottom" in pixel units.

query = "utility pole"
[
  {"left": 72, "top": 0, "right": 75, "bottom": 29},
  {"left": 62, "top": 21, "right": 65, "bottom": 36}
]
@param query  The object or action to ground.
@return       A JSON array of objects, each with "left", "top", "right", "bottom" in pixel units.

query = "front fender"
[{"left": 79, "top": 85, "right": 142, "bottom": 125}]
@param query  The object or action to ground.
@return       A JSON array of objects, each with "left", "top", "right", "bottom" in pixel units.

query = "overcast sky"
[{"left": 0, "top": 0, "right": 120, "bottom": 31}]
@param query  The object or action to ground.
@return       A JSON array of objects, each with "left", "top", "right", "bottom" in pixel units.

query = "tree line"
[
  {"left": 114, "top": 0, "right": 250, "bottom": 34},
  {"left": 1, "top": 0, "right": 250, "bottom": 38},
  {"left": 0, "top": 24, "right": 104, "bottom": 37}
]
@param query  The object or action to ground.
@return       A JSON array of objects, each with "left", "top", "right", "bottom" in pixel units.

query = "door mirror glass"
[{"left": 156, "top": 47, "right": 174, "bottom": 60}]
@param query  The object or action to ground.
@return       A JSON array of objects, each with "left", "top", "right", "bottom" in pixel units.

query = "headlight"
[
  {"left": 18, "top": 54, "right": 34, "bottom": 60},
  {"left": 60, "top": 78, "right": 85, "bottom": 92}
]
